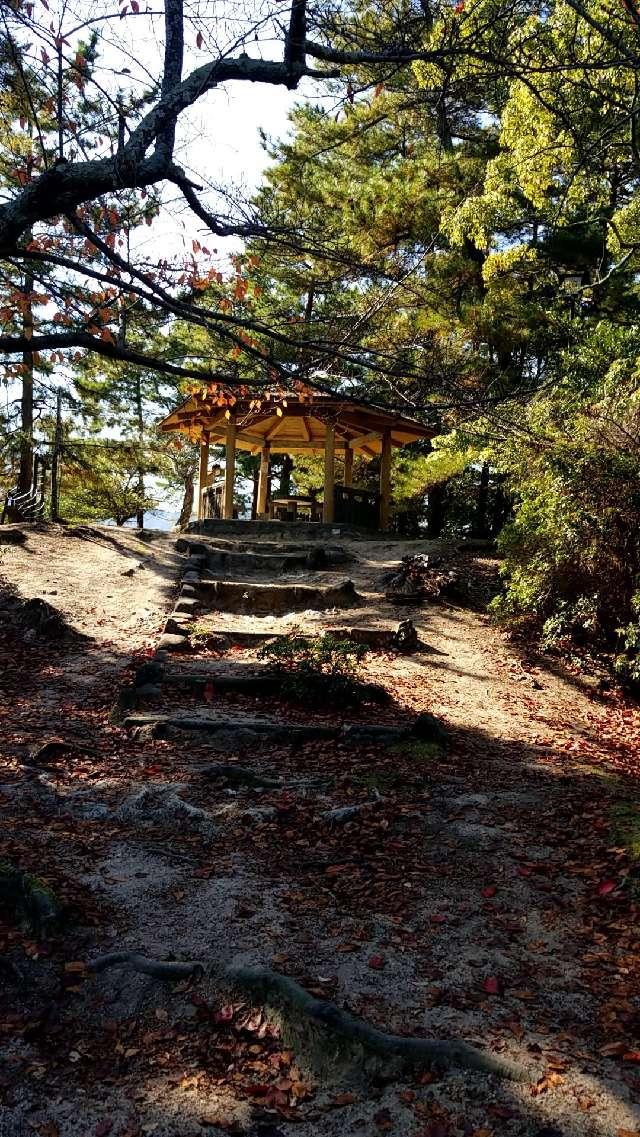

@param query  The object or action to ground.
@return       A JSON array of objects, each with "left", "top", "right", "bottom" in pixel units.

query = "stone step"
[
  {"left": 194, "top": 578, "right": 364, "bottom": 615},
  {"left": 148, "top": 665, "right": 390, "bottom": 704},
  {"left": 124, "top": 712, "right": 411, "bottom": 745}
]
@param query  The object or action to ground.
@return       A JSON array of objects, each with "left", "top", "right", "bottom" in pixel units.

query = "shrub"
[{"left": 258, "top": 631, "right": 375, "bottom": 704}]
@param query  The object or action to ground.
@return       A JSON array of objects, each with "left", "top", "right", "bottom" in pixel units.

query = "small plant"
[
  {"left": 258, "top": 631, "right": 373, "bottom": 704},
  {"left": 611, "top": 800, "right": 640, "bottom": 860},
  {"left": 389, "top": 739, "right": 444, "bottom": 762}
]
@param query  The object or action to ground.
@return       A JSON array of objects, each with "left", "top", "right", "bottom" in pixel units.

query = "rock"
[
  {"left": 76, "top": 802, "right": 110, "bottom": 821},
  {"left": 131, "top": 722, "right": 170, "bottom": 741},
  {"left": 135, "top": 683, "right": 162, "bottom": 698},
  {"left": 182, "top": 571, "right": 200, "bottom": 583},
  {"left": 164, "top": 616, "right": 190, "bottom": 635},
  {"left": 174, "top": 597, "right": 200, "bottom": 613},
  {"left": 0, "top": 528, "right": 26, "bottom": 545},
  {"left": 393, "top": 619, "right": 418, "bottom": 652},
  {"left": 412, "top": 712, "right": 449, "bottom": 747},
  {"left": 305, "top": 547, "right": 328, "bottom": 569},
  {"left": 157, "top": 633, "right": 191, "bottom": 652},
  {"left": 180, "top": 583, "right": 198, "bottom": 598},
  {"left": 134, "top": 660, "right": 165, "bottom": 686}
]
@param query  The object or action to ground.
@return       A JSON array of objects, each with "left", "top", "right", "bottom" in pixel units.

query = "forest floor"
[{"left": 1, "top": 522, "right": 640, "bottom": 1137}]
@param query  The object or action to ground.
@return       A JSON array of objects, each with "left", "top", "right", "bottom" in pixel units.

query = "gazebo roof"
[{"left": 159, "top": 386, "right": 434, "bottom": 458}]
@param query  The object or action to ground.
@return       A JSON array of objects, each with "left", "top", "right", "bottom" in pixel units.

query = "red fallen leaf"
[
  {"left": 214, "top": 1004, "right": 234, "bottom": 1023},
  {"left": 203, "top": 682, "right": 215, "bottom": 703},
  {"left": 483, "top": 975, "right": 501, "bottom": 995},
  {"left": 623, "top": 1051, "right": 640, "bottom": 1063},
  {"left": 597, "top": 879, "right": 618, "bottom": 896},
  {"left": 95, "top": 1122, "right": 113, "bottom": 1137},
  {"left": 481, "top": 886, "right": 497, "bottom": 898},
  {"left": 243, "top": 1083, "right": 270, "bottom": 1096},
  {"left": 517, "top": 865, "right": 532, "bottom": 877},
  {"left": 368, "top": 954, "right": 386, "bottom": 970},
  {"left": 431, "top": 913, "right": 446, "bottom": 923},
  {"left": 373, "top": 1108, "right": 393, "bottom": 1131},
  {"left": 196, "top": 30, "right": 204, "bottom": 48},
  {"left": 600, "top": 1041, "right": 628, "bottom": 1057}
]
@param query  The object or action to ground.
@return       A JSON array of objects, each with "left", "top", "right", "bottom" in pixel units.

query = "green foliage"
[
  {"left": 59, "top": 443, "right": 158, "bottom": 526},
  {"left": 258, "top": 632, "right": 371, "bottom": 704},
  {"left": 488, "top": 325, "right": 640, "bottom": 673}
]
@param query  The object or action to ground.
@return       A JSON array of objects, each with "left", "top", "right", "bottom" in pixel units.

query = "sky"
[{"left": 5, "top": 1, "right": 331, "bottom": 522}]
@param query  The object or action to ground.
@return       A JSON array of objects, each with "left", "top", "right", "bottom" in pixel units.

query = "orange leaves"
[{"left": 233, "top": 277, "right": 248, "bottom": 301}]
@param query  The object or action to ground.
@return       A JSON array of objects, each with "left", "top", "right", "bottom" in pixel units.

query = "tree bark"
[
  {"left": 176, "top": 469, "right": 195, "bottom": 529},
  {"left": 280, "top": 454, "right": 293, "bottom": 496},
  {"left": 17, "top": 272, "right": 34, "bottom": 495},
  {"left": 426, "top": 480, "right": 448, "bottom": 537}
]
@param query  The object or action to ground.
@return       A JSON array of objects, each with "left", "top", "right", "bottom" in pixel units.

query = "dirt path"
[{"left": 1, "top": 525, "right": 640, "bottom": 1137}]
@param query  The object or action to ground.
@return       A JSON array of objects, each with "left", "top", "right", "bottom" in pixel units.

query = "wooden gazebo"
[{"left": 159, "top": 386, "right": 434, "bottom": 530}]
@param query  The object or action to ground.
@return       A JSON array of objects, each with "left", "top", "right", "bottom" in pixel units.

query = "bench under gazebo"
[{"left": 159, "top": 385, "right": 434, "bottom": 531}]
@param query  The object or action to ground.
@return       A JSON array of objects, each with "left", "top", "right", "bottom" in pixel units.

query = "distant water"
[{"left": 101, "top": 508, "right": 180, "bottom": 531}]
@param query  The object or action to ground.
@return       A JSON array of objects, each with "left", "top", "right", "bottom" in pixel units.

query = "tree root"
[
  {"left": 117, "top": 784, "right": 217, "bottom": 839},
  {"left": 89, "top": 951, "right": 205, "bottom": 981},
  {"left": 199, "top": 763, "right": 282, "bottom": 789},
  {"left": 86, "top": 954, "right": 530, "bottom": 1083}
]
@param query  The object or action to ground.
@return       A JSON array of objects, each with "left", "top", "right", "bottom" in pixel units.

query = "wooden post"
[
  {"left": 197, "top": 431, "right": 210, "bottom": 521},
  {"left": 257, "top": 442, "right": 270, "bottom": 518},
  {"left": 379, "top": 428, "right": 392, "bottom": 531},
  {"left": 223, "top": 413, "right": 236, "bottom": 520},
  {"left": 343, "top": 444, "right": 353, "bottom": 488},
  {"left": 323, "top": 422, "right": 336, "bottom": 524}
]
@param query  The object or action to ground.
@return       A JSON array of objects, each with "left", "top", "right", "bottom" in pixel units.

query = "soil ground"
[{"left": 2, "top": 522, "right": 640, "bottom": 1137}]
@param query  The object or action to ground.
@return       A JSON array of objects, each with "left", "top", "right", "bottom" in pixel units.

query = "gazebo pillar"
[
  {"left": 197, "top": 431, "right": 210, "bottom": 521},
  {"left": 223, "top": 412, "right": 236, "bottom": 520},
  {"left": 379, "top": 428, "right": 392, "bottom": 530},
  {"left": 343, "top": 444, "right": 353, "bottom": 488},
  {"left": 323, "top": 422, "right": 336, "bottom": 523},
  {"left": 257, "top": 442, "right": 271, "bottom": 518}
]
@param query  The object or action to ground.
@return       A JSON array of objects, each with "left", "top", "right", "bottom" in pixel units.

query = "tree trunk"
[
  {"left": 426, "top": 481, "right": 448, "bottom": 537},
  {"left": 17, "top": 272, "right": 34, "bottom": 495},
  {"left": 135, "top": 371, "right": 145, "bottom": 529},
  {"left": 280, "top": 454, "right": 293, "bottom": 496},
  {"left": 176, "top": 469, "right": 195, "bottom": 529},
  {"left": 251, "top": 465, "right": 259, "bottom": 519},
  {"left": 473, "top": 462, "right": 490, "bottom": 538}
]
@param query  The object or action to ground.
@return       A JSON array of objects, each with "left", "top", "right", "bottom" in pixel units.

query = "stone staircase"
[{"left": 123, "top": 531, "right": 422, "bottom": 747}]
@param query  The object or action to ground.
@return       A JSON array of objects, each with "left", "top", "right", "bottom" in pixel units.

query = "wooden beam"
[
  {"left": 348, "top": 430, "right": 381, "bottom": 449},
  {"left": 343, "top": 444, "right": 353, "bottom": 488},
  {"left": 379, "top": 428, "right": 392, "bottom": 531},
  {"left": 223, "top": 413, "right": 236, "bottom": 520},
  {"left": 197, "top": 431, "right": 210, "bottom": 522},
  {"left": 323, "top": 422, "right": 336, "bottom": 524},
  {"left": 257, "top": 442, "right": 270, "bottom": 518},
  {"left": 266, "top": 415, "right": 288, "bottom": 440},
  {"left": 301, "top": 416, "right": 312, "bottom": 442}
]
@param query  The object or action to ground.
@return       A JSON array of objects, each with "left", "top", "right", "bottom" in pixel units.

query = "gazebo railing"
[
  {"left": 200, "top": 480, "right": 224, "bottom": 520},
  {"left": 334, "top": 485, "right": 380, "bottom": 529}
]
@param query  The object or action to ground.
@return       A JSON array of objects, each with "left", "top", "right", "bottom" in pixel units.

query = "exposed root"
[
  {"left": 89, "top": 951, "right": 205, "bottom": 981},
  {"left": 199, "top": 763, "right": 282, "bottom": 789},
  {"left": 321, "top": 798, "right": 383, "bottom": 824},
  {"left": 86, "top": 954, "right": 530, "bottom": 1083},
  {"left": 117, "top": 784, "right": 217, "bottom": 839}
]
